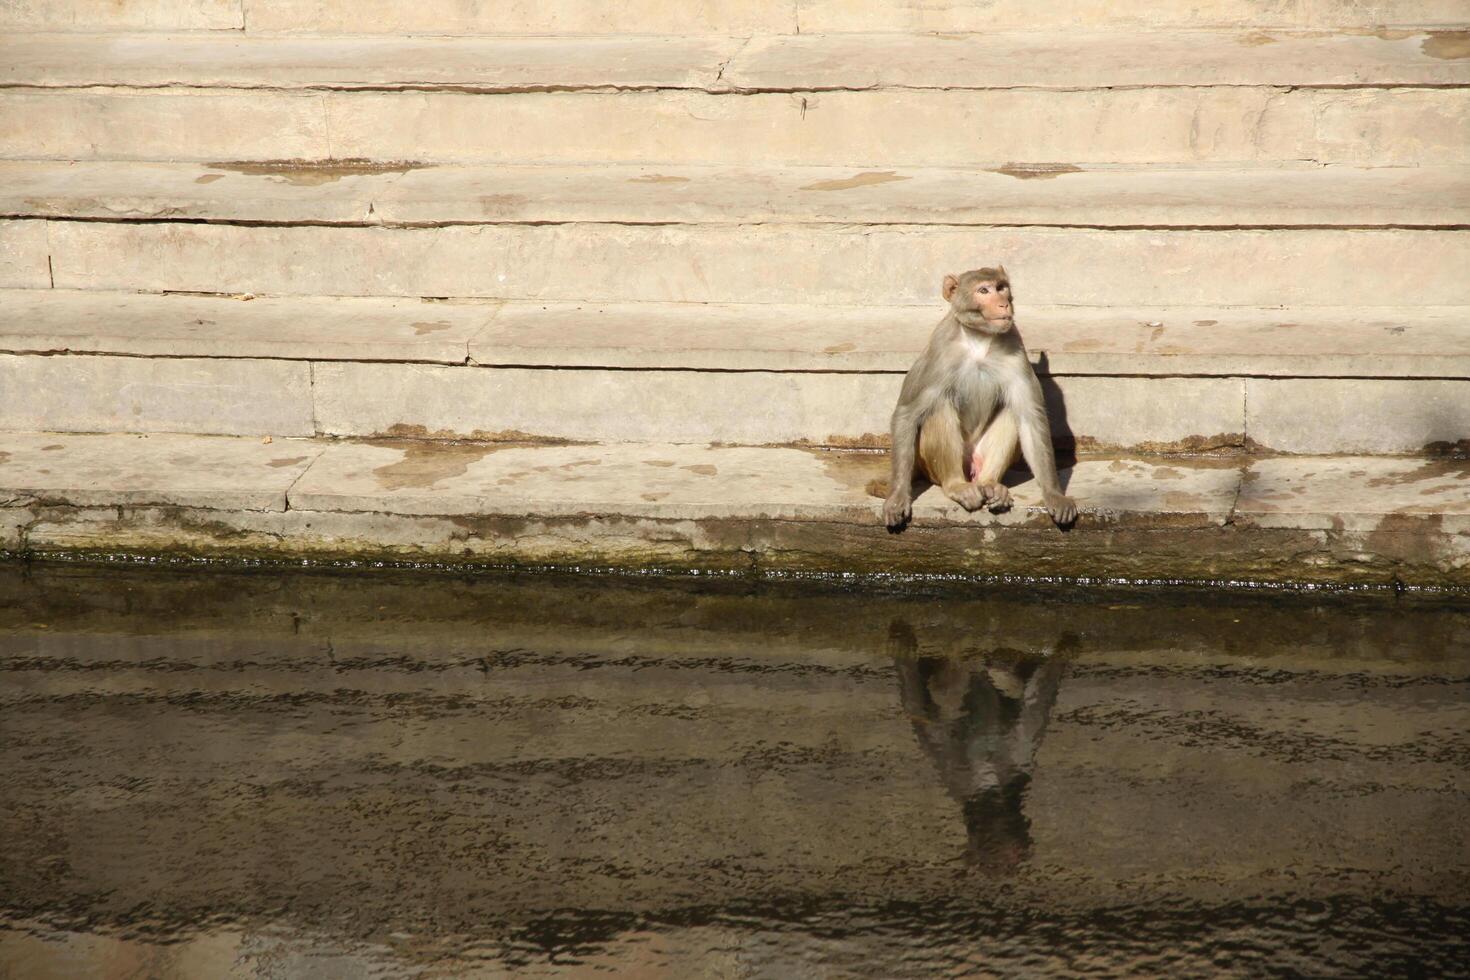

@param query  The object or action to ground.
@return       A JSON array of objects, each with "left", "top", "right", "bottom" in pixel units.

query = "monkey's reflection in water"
[{"left": 890, "top": 621, "right": 1067, "bottom": 874}]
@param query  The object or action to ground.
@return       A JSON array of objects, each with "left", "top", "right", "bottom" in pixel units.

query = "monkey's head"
[{"left": 943, "top": 266, "right": 1013, "bottom": 334}]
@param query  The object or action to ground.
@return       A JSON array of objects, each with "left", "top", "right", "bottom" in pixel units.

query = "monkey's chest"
[{"left": 948, "top": 365, "right": 1003, "bottom": 432}]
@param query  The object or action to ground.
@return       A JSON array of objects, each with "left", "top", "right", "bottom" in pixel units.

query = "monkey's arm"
[
  {"left": 1008, "top": 366, "right": 1077, "bottom": 526},
  {"left": 883, "top": 394, "right": 927, "bottom": 529}
]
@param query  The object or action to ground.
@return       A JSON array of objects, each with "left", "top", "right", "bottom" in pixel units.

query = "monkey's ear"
[
  {"left": 996, "top": 264, "right": 1008, "bottom": 281},
  {"left": 942, "top": 274, "right": 959, "bottom": 301}
]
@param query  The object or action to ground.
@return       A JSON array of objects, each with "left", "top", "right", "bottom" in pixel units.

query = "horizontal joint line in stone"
[
  {"left": 14, "top": 216, "right": 1470, "bottom": 233},
  {"left": 4, "top": 82, "right": 1468, "bottom": 94},
  {"left": 5, "top": 350, "right": 1464, "bottom": 381}
]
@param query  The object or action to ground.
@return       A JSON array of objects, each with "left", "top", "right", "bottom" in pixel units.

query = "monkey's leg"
[
  {"left": 919, "top": 403, "right": 986, "bottom": 512},
  {"left": 971, "top": 408, "right": 1020, "bottom": 512}
]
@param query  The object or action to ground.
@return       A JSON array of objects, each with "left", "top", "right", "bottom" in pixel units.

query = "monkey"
[{"left": 876, "top": 266, "right": 1077, "bottom": 531}]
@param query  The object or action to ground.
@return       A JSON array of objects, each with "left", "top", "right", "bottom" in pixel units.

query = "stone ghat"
[{"left": 1, "top": 432, "right": 1466, "bottom": 590}]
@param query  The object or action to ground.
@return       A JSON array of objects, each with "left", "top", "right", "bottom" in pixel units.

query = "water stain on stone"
[
  {"left": 1365, "top": 512, "right": 1450, "bottom": 565},
  {"left": 1193, "top": 320, "right": 1218, "bottom": 327},
  {"left": 825, "top": 342, "right": 857, "bottom": 354},
  {"left": 1162, "top": 491, "right": 1206, "bottom": 510},
  {"left": 798, "top": 447, "right": 887, "bottom": 495},
  {"left": 268, "top": 457, "right": 308, "bottom": 468},
  {"left": 1273, "top": 323, "right": 1300, "bottom": 330},
  {"left": 1344, "top": 27, "right": 1418, "bottom": 40},
  {"left": 40, "top": 445, "right": 63, "bottom": 451},
  {"left": 644, "top": 460, "right": 676, "bottom": 468},
  {"left": 373, "top": 442, "right": 498, "bottom": 491},
  {"left": 478, "top": 194, "right": 527, "bottom": 214},
  {"left": 1423, "top": 439, "right": 1470, "bottom": 457},
  {"left": 412, "top": 321, "right": 452, "bottom": 336},
  {"left": 1237, "top": 32, "right": 1279, "bottom": 46},
  {"left": 205, "top": 159, "right": 424, "bottom": 187},
  {"left": 1152, "top": 467, "right": 1185, "bottom": 481},
  {"left": 377, "top": 423, "right": 581, "bottom": 445},
  {"left": 684, "top": 465, "right": 718, "bottom": 476},
  {"left": 801, "top": 171, "right": 910, "bottom": 192},
  {"left": 1422, "top": 31, "right": 1470, "bottom": 59},
  {"left": 991, "top": 163, "right": 1083, "bottom": 180},
  {"left": 817, "top": 433, "right": 891, "bottom": 450},
  {"left": 1073, "top": 433, "right": 1246, "bottom": 454},
  {"left": 1366, "top": 459, "right": 1470, "bottom": 488},
  {"left": 194, "top": 174, "right": 226, "bottom": 184},
  {"left": 629, "top": 175, "right": 691, "bottom": 184},
  {"left": 641, "top": 492, "right": 668, "bottom": 501},
  {"left": 561, "top": 459, "right": 600, "bottom": 470}
]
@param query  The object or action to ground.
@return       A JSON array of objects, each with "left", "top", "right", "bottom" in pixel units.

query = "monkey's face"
[{"left": 943, "top": 268, "right": 1015, "bottom": 334}]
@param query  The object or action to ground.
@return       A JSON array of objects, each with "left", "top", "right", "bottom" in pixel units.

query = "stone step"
[
  {"left": 3, "top": 432, "right": 1466, "bottom": 588},
  {"left": 10, "top": 31, "right": 1469, "bottom": 90},
  {"left": 4, "top": 289, "right": 1468, "bottom": 376},
  {"left": 7, "top": 218, "right": 1466, "bottom": 307},
  {"left": 3, "top": 33, "right": 1466, "bottom": 166},
  {"left": 2, "top": 291, "right": 1466, "bottom": 453},
  {"left": 8, "top": 1, "right": 1460, "bottom": 34},
  {"left": 6, "top": 160, "right": 1467, "bottom": 227}
]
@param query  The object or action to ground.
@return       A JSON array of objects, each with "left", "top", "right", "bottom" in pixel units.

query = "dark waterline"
[{"left": 1, "top": 564, "right": 1467, "bottom": 978}]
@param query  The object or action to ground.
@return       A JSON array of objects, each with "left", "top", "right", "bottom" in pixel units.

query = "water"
[{"left": 1, "top": 565, "right": 1467, "bottom": 979}]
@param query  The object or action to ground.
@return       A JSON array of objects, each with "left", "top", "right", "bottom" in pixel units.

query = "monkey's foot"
[
  {"left": 1044, "top": 492, "right": 1079, "bottom": 526},
  {"left": 883, "top": 492, "right": 912, "bottom": 530},
  {"left": 943, "top": 483, "right": 986, "bottom": 512},
  {"left": 980, "top": 482, "right": 1012, "bottom": 512}
]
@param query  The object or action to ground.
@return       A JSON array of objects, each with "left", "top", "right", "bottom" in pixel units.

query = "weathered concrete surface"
[
  {"left": 5, "top": 88, "right": 1465, "bottom": 166},
  {"left": 7, "top": 160, "right": 1468, "bottom": 228},
  {"left": 0, "top": 289, "right": 492, "bottom": 363},
  {"left": 1, "top": 34, "right": 743, "bottom": 90},
  {"left": 45, "top": 223, "right": 1470, "bottom": 307},
  {"left": 0, "top": 0, "right": 242, "bottom": 31},
  {"left": 0, "top": 91, "right": 331, "bottom": 162},
  {"left": 1238, "top": 456, "right": 1470, "bottom": 531},
  {"left": 0, "top": 431, "right": 320, "bottom": 510},
  {"left": 725, "top": 30, "right": 1470, "bottom": 89},
  {"left": 472, "top": 302, "right": 1470, "bottom": 377},
  {"left": 1246, "top": 379, "right": 1470, "bottom": 454},
  {"left": 4, "top": 291, "right": 1466, "bottom": 379},
  {"left": 794, "top": 0, "right": 1470, "bottom": 32},
  {"left": 0, "top": 221, "right": 50, "bottom": 288},
  {"left": 310, "top": 362, "right": 902, "bottom": 446},
  {"left": 3, "top": 434, "right": 1467, "bottom": 586},
  {"left": 287, "top": 440, "right": 1243, "bottom": 525},
  {"left": 235, "top": 0, "right": 1470, "bottom": 33},
  {"left": 0, "top": 354, "right": 314, "bottom": 437},
  {"left": 243, "top": 0, "right": 796, "bottom": 34},
  {"left": 2, "top": 350, "right": 1456, "bottom": 454},
  {"left": 309, "top": 363, "right": 1243, "bottom": 449},
  {"left": 10, "top": 31, "right": 1468, "bottom": 90}
]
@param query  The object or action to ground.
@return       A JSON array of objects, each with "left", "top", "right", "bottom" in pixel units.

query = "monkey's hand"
[
  {"left": 944, "top": 483, "right": 986, "bottom": 512},
  {"left": 883, "top": 491, "right": 912, "bottom": 530},
  {"left": 1043, "top": 491, "right": 1078, "bottom": 526},
  {"left": 980, "top": 482, "right": 1012, "bottom": 512}
]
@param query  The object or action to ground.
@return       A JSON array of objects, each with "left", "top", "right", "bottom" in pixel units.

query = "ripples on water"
[{"left": 0, "top": 565, "right": 1466, "bottom": 978}]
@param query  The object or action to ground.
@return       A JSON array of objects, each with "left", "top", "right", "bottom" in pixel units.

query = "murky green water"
[{"left": 1, "top": 565, "right": 1467, "bottom": 978}]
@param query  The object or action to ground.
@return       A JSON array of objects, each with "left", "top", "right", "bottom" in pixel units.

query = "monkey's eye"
[
  {"left": 998, "top": 284, "right": 1009, "bottom": 292},
  {"left": 978, "top": 286, "right": 989, "bottom": 294}
]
